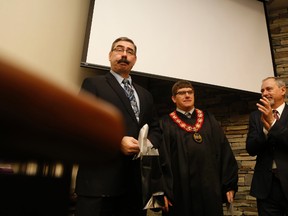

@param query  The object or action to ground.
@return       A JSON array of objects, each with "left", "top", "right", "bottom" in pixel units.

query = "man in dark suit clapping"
[
  {"left": 75, "top": 37, "right": 161, "bottom": 216},
  {"left": 246, "top": 77, "right": 288, "bottom": 215}
]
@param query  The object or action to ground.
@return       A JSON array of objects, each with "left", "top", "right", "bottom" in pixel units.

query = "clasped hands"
[{"left": 256, "top": 97, "right": 276, "bottom": 131}]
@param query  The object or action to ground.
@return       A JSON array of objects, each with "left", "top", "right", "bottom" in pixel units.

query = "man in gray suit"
[
  {"left": 75, "top": 37, "right": 161, "bottom": 216},
  {"left": 246, "top": 77, "right": 288, "bottom": 215}
]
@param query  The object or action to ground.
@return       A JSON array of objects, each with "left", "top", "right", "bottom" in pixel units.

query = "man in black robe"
[{"left": 159, "top": 80, "right": 238, "bottom": 216}]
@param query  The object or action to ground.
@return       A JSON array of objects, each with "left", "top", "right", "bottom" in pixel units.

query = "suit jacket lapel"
[
  {"left": 105, "top": 73, "right": 138, "bottom": 123},
  {"left": 133, "top": 84, "right": 145, "bottom": 124},
  {"left": 279, "top": 104, "right": 288, "bottom": 123}
]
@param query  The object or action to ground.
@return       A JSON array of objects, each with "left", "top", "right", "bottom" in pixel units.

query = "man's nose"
[
  {"left": 262, "top": 90, "right": 268, "bottom": 97},
  {"left": 122, "top": 50, "right": 128, "bottom": 56}
]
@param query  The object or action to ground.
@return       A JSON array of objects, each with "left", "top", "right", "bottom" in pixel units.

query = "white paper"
[
  {"left": 133, "top": 124, "right": 159, "bottom": 160},
  {"left": 143, "top": 191, "right": 164, "bottom": 209}
]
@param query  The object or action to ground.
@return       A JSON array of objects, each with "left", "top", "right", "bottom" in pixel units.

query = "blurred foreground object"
[
  {"left": 0, "top": 57, "right": 124, "bottom": 215},
  {"left": 0, "top": 57, "right": 124, "bottom": 163}
]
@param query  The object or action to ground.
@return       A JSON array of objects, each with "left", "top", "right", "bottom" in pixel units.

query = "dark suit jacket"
[
  {"left": 246, "top": 104, "right": 288, "bottom": 200},
  {"left": 75, "top": 72, "right": 161, "bottom": 208}
]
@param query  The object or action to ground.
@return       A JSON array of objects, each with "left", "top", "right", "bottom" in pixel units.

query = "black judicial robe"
[{"left": 159, "top": 110, "right": 238, "bottom": 216}]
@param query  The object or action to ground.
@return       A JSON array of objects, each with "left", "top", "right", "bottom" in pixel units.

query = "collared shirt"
[
  {"left": 176, "top": 107, "right": 195, "bottom": 117},
  {"left": 274, "top": 102, "right": 285, "bottom": 118},
  {"left": 262, "top": 102, "right": 285, "bottom": 169},
  {"left": 110, "top": 70, "right": 140, "bottom": 115},
  {"left": 265, "top": 102, "right": 285, "bottom": 131}
]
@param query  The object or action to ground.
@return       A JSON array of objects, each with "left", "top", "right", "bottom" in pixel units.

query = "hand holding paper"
[{"left": 134, "top": 124, "right": 159, "bottom": 160}]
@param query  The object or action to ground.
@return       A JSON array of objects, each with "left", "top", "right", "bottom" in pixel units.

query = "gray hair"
[{"left": 262, "top": 76, "right": 286, "bottom": 88}]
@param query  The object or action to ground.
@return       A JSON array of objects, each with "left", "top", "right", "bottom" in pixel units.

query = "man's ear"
[
  {"left": 171, "top": 96, "right": 176, "bottom": 103},
  {"left": 281, "top": 86, "right": 286, "bottom": 96},
  {"left": 108, "top": 52, "right": 112, "bottom": 61}
]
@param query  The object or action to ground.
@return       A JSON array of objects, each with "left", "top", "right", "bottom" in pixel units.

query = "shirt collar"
[
  {"left": 110, "top": 70, "right": 132, "bottom": 85},
  {"left": 275, "top": 102, "right": 285, "bottom": 117},
  {"left": 176, "top": 107, "right": 195, "bottom": 115}
]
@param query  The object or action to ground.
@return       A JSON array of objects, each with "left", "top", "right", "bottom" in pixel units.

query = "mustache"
[{"left": 118, "top": 57, "right": 130, "bottom": 65}]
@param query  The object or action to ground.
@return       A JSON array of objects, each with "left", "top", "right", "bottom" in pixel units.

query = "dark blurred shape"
[
  {"left": 0, "top": 57, "right": 124, "bottom": 215},
  {"left": 0, "top": 58, "right": 123, "bottom": 163}
]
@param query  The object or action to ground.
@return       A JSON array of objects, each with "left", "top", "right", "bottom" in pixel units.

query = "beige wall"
[{"left": 0, "top": 0, "right": 92, "bottom": 92}]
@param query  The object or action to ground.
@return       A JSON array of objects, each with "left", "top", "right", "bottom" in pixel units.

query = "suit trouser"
[{"left": 257, "top": 173, "right": 288, "bottom": 216}]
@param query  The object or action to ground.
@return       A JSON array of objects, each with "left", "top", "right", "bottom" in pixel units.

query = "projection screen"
[{"left": 82, "top": 0, "right": 274, "bottom": 93}]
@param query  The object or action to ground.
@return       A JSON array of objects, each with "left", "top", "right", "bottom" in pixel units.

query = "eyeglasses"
[
  {"left": 113, "top": 46, "right": 135, "bottom": 56},
  {"left": 176, "top": 90, "right": 194, "bottom": 96}
]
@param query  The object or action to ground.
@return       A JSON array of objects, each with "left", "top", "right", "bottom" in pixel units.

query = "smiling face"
[
  {"left": 172, "top": 87, "right": 195, "bottom": 112},
  {"left": 261, "top": 77, "right": 286, "bottom": 109},
  {"left": 109, "top": 40, "right": 137, "bottom": 78}
]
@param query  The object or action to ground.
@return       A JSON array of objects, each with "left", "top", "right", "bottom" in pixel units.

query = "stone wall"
[{"left": 269, "top": 8, "right": 288, "bottom": 79}]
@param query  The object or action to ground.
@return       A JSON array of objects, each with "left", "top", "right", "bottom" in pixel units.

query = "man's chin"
[
  {"left": 269, "top": 99, "right": 275, "bottom": 106},
  {"left": 118, "top": 64, "right": 130, "bottom": 70},
  {"left": 116, "top": 67, "right": 131, "bottom": 74}
]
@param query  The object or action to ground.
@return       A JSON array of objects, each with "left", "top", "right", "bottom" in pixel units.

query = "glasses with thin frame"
[
  {"left": 176, "top": 90, "right": 194, "bottom": 96},
  {"left": 113, "top": 46, "right": 135, "bottom": 56}
]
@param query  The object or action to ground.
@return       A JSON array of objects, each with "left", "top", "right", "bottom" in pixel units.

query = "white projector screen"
[{"left": 83, "top": 0, "right": 274, "bottom": 93}]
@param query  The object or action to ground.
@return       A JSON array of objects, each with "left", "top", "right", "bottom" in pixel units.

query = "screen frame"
[{"left": 81, "top": 0, "right": 276, "bottom": 94}]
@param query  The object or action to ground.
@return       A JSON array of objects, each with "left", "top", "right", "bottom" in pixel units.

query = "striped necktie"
[
  {"left": 273, "top": 110, "right": 279, "bottom": 120},
  {"left": 122, "top": 79, "right": 139, "bottom": 118}
]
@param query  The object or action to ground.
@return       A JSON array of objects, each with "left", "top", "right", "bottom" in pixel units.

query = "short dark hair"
[
  {"left": 111, "top": 37, "right": 137, "bottom": 54},
  {"left": 172, "top": 80, "right": 194, "bottom": 96}
]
